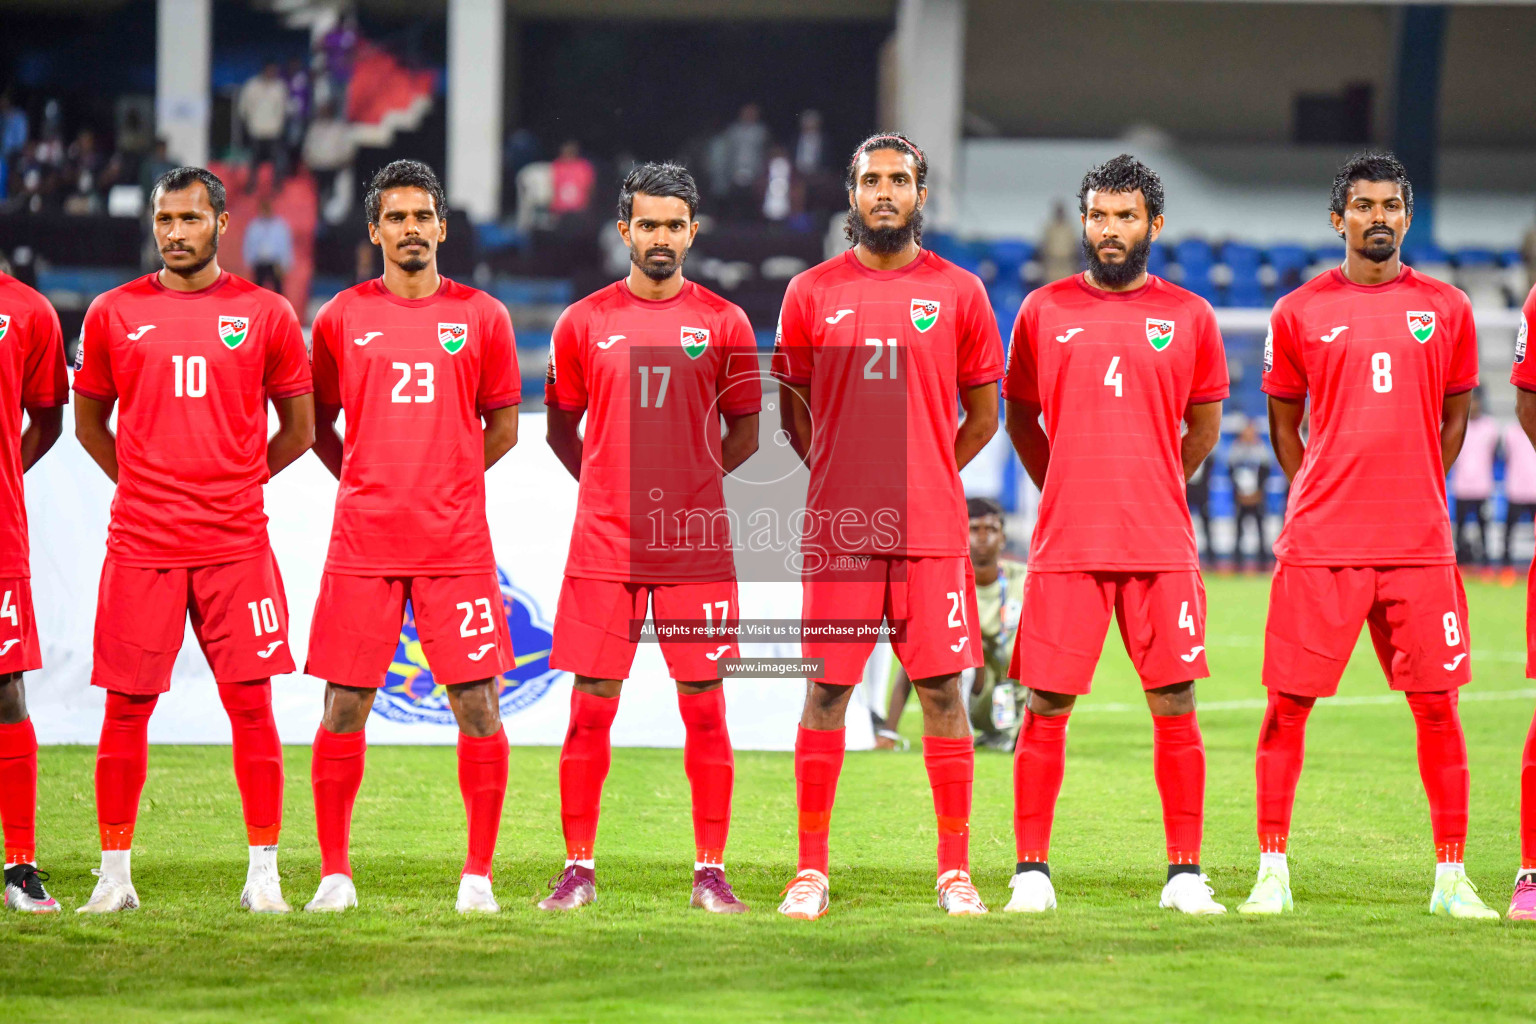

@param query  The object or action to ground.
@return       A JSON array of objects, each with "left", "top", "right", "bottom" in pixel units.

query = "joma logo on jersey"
[
  {"left": 681, "top": 326, "right": 710, "bottom": 359},
  {"left": 910, "top": 299, "right": 940, "bottom": 333},
  {"left": 0, "top": 314, "right": 9, "bottom": 342},
  {"left": 1146, "top": 318, "right": 1176, "bottom": 351},
  {"left": 1407, "top": 311, "right": 1436, "bottom": 344},
  {"left": 438, "top": 322, "right": 468, "bottom": 354},
  {"left": 217, "top": 315, "right": 248, "bottom": 350}
]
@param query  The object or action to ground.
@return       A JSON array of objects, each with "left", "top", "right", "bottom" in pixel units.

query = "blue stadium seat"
[
  {"left": 1403, "top": 242, "right": 1450, "bottom": 266},
  {"left": 1453, "top": 247, "right": 1499, "bottom": 267},
  {"left": 1147, "top": 242, "right": 1171, "bottom": 278},
  {"left": 1174, "top": 239, "right": 1217, "bottom": 300},
  {"left": 1222, "top": 243, "right": 1264, "bottom": 307}
]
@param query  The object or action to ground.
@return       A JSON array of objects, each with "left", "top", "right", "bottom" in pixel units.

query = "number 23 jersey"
[
  {"left": 311, "top": 277, "right": 521, "bottom": 576},
  {"left": 1262, "top": 266, "right": 1478, "bottom": 567}
]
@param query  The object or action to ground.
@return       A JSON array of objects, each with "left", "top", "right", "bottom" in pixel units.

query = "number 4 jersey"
[
  {"left": 1005, "top": 273, "right": 1229, "bottom": 571},
  {"left": 75, "top": 272, "right": 312, "bottom": 567},
  {"left": 310, "top": 277, "right": 521, "bottom": 576},
  {"left": 1262, "top": 266, "right": 1478, "bottom": 566}
]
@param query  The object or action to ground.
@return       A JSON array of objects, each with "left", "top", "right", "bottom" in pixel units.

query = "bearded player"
[
  {"left": 1237, "top": 152, "right": 1497, "bottom": 919},
  {"left": 305, "top": 160, "right": 520, "bottom": 915},
  {"left": 1506, "top": 281, "right": 1536, "bottom": 921},
  {"left": 773, "top": 134, "right": 1002, "bottom": 919},
  {"left": 0, "top": 269, "right": 68, "bottom": 912},
  {"left": 1002, "top": 155, "right": 1228, "bottom": 916},
  {"left": 73, "top": 167, "right": 315, "bottom": 913},
  {"left": 541, "top": 163, "right": 761, "bottom": 913}
]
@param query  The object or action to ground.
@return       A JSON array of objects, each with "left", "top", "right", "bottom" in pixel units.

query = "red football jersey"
[
  {"left": 311, "top": 277, "right": 520, "bottom": 576},
  {"left": 771, "top": 249, "right": 1004, "bottom": 557},
  {"left": 546, "top": 280, "right": 762, "bottom": 583},
  {"left": 74, "top": 272, "right": 312, "bottom": 568},
  {"left": 1510, "top": 283, "right": 1535, "bottom": 391},
  {"left": 1005, "top": 274, "right": 1229, "bottom": 571},
  {"left": 0, "top": 273, "right": 69, "bottom": 577},
  {"left": 1262, "top": 266, "right": 1479, "bottom": 566}
]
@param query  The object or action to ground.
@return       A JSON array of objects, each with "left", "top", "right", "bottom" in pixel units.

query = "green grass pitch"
[{"left": 4, "top": 574, "right": 1534, "bottom": 1022}]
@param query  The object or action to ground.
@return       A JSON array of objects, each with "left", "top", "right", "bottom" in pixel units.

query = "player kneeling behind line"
[
  {"left": 304, "top": 160, "right": 520, "bottom": 915},
  {"left": 540, "top": 163, "right": 760, "bottom": 913}
]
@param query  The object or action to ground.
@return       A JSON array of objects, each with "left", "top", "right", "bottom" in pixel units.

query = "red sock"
[
  {"left": 458, "top": 728, "right": 509, "bottom": 878},
  {"left": 678, "top": 688, "right": 733, "bottom": 865},
  {"left": 559, "top": 690, "right": 618, "bottom": 862},
  {"left": 923, "top": 735, "right": 973, "bottom": 875},
  {"left": 1521, "top": 711, "right": 1536, "bottom": 873},
  {"left": 96, "top": 691, "right": 158, "bottom": 850},
  {"left": 1012, "top": 709, "right": 1069, "bottom": 863},
  {"left": 1255, "top": 690, "right": 1314, "bottom": 854},
  {"left": 1152, "top": 710, "right": 1205, "bottom": 865},
  {"left": 1406, "top": 690, "right": 1469, "bottom": 863},
  {"left": 795, "top": 725, "right": 845, "bottom": 875},
  {"left": 218, "top": 681, "right": 283, "bottom": 847},
  {"left": 311, "top": 726, "right": 366, "bottom": 877},
  {"left": 0, "top": 718, "right": 38, "bottom": 864}
]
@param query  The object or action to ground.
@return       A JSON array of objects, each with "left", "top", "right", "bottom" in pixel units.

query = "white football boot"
[
  {"left": 1003, "top": 869, "right": 1057, "bottom": 913},
  {"left": 456, "top": 874, "right": 500, "bottom": 914},
  {"left": 304, "top": 873, "right": 358, "bottom": 913}
]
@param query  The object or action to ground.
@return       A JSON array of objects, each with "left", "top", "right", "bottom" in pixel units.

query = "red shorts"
[
  {"left": 92, "top": 548, "right": 295, "bottom": 694},
  {"left": 306, "top": 572, "right": 515, "bottom": 689},
  {"left": 1009, "top": 570, "right": 1209, "bottom": 695},
  {"left": 0, "top": 578, "right": 41, "bottom": 675},
  {"left": 551, "top": 576, "right": 739, "bottom": 682},
  {"left": 802, "top": 556, "right": 981, "bottom": 686},
  {"left": 1263, "top": 563, "right": 1470, "bottom": 697}
]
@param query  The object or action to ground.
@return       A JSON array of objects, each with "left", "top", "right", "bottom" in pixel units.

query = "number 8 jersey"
[
  {"left": 310, "top": 277, "right": 520, "bottom": 575},
  {"left": 1262, "top": 266, "right": 1479, "bottom": 566}
]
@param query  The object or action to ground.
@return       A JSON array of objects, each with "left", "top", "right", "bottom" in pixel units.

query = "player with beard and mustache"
[
  {"left": 73, "top": 166, "right": 315, "bottom": 914},
  {"left": 773, "top": 133, "right": 1003, "bottom": 919},
  {"left": 1239, "top": 151, "right": 1496, "bottom": 919},
  {"left": 541, "top": 162, "right": 761, "bottom": 913},
  {"left": 1002, "top": 154, "right": 1230, "bottom": 915}
]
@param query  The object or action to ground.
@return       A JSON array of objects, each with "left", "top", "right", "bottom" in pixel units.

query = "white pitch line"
[{"left": 1071, "top": 688, "right": 1536, "bottom": 714}]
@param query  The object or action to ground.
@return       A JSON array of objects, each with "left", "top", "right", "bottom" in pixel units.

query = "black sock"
[
  {"left": 1016, "top": 861, "right": 1049, "bottom": 877},
  {"left": 1167, "top": 863, "right": 1201, "bottom": 881},
  {"left": 1519, "top": 870, "right": 1536, "bottom": 886}
]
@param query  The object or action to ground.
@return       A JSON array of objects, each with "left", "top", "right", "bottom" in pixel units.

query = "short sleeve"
[
  {"left": 21, "top": 293, "right": 68, "bottom": 408},
  {"left": 1260, "top": 304, "right": 1307, "bottom": 400},
  {"left": 544, "top": 304, "right": 588, "bottom": 411},
  {"left": 956, "top": 274, "right": 1004, "bottom": 388},
  {"left": 1000, "top": 299, "right": 1040, "bottom": 406},
  {"left": 477, "top": 298, "right": 521, "bottom": 413},
  {"left": 309, "top": 300, "right": 343, "bottom": 408},
  {"left": 263, "top": 298, "right": 313, "bottom": 399},
  {"left": 1446, "top": 291, "right": 1479, "bottom": 396},
  {"left": 717, "top": 305, "right": 763, "bottom": 415},
  {"left": 1189, "top": 302, "right": 1230, "bottom": 404},
  {"left": 769, "top": 275, "right": 812, "bottom": 386},
  {"left": 1513, "top": 285, "right": 1536, "bottom": 392},
  {"left": 72, "top": 293, "right": 117, "bottom": 401}
]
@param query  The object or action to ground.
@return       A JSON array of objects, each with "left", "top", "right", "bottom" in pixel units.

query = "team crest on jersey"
[
  {"left": 681, "top": 326, "right": 710, "bottom": 359},
  {"left": 1146, "top": 318, "right": 1176, "bottom": 351},
  {"left": 0, "top": 314, "right": 9, "bottom": 343},
  {"left": 217, "top": 315, "right": 248, "bottom": 350},
  {"left": 1407, "top": 311, "right": 1436, "bottom": 344},
  {"left": 1517, "top": 314, "right": 1529, "bottom": 365},
  {"left": 438, "top": 323, "right": 468, "bottom": 354},
  {"left": 373, "top": 567, "right": 559, "bottom": 726},
  {"left": 910, "top": 299, "right": 940, "bottom": 333},
  {"left": 1263, "top": 326, "right": 1274, "bottom": 372}
]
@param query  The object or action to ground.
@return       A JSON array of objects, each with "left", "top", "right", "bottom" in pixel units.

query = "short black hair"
[
  {"left": 364, "top": 159, "right": 447, "bottom": 225},
  {"left": 844, "top": 132, "right": 928, "bottom": 191},
  {"left": 967, "top": 496, "right": 1005, "bottom": 521},
  {"left": 617, "top": 162, "right": 699, "bottom": 223},
  {"left": 150, "top": 166, "right": 226, "bottom": 217},
  {"left": 1329, "top": 150, "right": 1414, "bottom": 218},
  {"left": 1078, "top": 154, "right": 1165, "bottom": 221}
]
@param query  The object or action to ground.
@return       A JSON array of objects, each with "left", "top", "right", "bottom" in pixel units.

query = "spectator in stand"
[
  {"left": 0, "top": 95, "right": 27, "bottom": 162},
  {"left": 238, "top": 63, "right": 290, "bottom": 192},
  {"left": 61, "top": 167, "right": 101, "bottom": 216},
  {"left": 303, "top": 101, "right": 356, "bottom": 222},
  {"left": 762, "top": 145, "right": 793, "bottom": 222},
  {"left": 794, "top": 109, "right": 824, "bottom": 176},
  {"left": 243, "top": 199, "right": 293, "bottom": 296},
  {"left": 717, "top": 103, "right": 769, "bottom": 220},
  {"left": 1039, "top": 200, "right": 1078, "bottom": 283},
  {"left": 285, "top": 57, "right": 312, "bottom": 174},
  {"left": 322, "top": 13, "right": 360, "bottom": 105},
  {"left": 1502, "top": 414, "right": 1536, "bottom": 583},
  {"left": 138, "top": 138, "right": 176, "bottom": 200},
  {"left": 1228, "top": 419, "right": 1272, "bottom": 570},
  {"left": 549, "top": 140, "right": 595, "bottom": 217},
  {"left": 1450, "top": 388, "right": 1499, "bottom": 569}
]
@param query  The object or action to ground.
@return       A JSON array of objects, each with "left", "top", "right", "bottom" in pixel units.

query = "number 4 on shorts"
[{"left": 1178, "top": 600, "right": 1196, "bottom": 636}]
